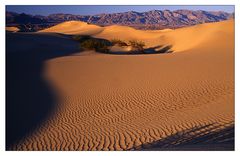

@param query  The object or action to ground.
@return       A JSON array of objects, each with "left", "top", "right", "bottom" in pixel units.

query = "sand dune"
[
  {"left": 6, "top": 26, "right": 19, "bottom": 32},
  {"left": 39, "top": 21, "right": 104, "bottom": 36},
  {"left": 39, "top": 20, "right": 233, "bottom": 52},
  {"left": 7, "top": 20, "right": 234, "bottom": 150}
]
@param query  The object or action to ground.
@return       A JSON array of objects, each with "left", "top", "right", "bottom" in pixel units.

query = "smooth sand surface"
[
  {"left": 8, "top": 20, "right": 234, "bottom": 150},
  {"left": 39, "top": 21, "right": 104, "bottom": 36}
]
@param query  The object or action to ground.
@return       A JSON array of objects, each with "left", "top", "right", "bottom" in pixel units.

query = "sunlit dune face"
[
  {"left": 6, "top": 26, "right": 19, "bottom": 32},
  {"left": 7, "top": 19, "right": 234, "bottom": 150}
]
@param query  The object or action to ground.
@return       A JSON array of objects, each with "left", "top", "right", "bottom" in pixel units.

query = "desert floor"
[{"left": 6, "top": 20, "right": 234, "bottom": 150}]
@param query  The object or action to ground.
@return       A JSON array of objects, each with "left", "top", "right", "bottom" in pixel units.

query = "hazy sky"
[{"left": 6, "top": 5, "right": 234, "bottom": 16}]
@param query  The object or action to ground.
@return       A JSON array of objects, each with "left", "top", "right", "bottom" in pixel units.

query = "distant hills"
[{"left": 6, "top": 10, "right": 234, "bottom": 31}]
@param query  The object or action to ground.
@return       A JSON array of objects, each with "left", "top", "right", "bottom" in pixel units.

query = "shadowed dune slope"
[
  {"left": 133, "top": 123, "right": 234, "bottom": 151},
  {"left": 6, "top": 32, "right": 79, "bottom": 149},
  {"left": 8, "top": 20, "right": 234, "bottom": 150}
]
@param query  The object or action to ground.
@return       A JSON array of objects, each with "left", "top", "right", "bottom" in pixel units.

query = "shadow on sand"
[
  {"left": 131, "top": 123, "right": 234, "bottom": 151},
  {"left": 6, "top": 32, "right": 79, "bottom": 150},
  {"left": 105, "top": 45, "right": 173, "bottom": 55},
  {"left": 72, "top": 35, "right": 173, "bottom": 55}
]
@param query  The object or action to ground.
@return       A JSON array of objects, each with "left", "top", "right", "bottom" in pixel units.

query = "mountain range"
[{"left": 6, "top": 10, "right": 234, "bottom": 31}]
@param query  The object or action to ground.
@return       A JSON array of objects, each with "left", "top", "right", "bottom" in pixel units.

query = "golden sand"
[{"left": 9, "top": 20, "right": 234, "bottom": 150}]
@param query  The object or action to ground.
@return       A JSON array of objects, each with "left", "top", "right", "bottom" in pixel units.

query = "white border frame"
[{"left": 1, "top": 0, "right": 239, "bottom": 155}]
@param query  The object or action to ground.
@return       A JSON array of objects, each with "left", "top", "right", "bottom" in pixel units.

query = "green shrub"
[
  {"left": 111, "top": 39, "right": 128, "bottom": 46},
  {"left": 128, "top": 40, "right": 145, "bottom": 52},
  {"left": 72, "top": 35, "right": 112, "bottom": 52},
  {"left": 80, "top": 38, "right": 111, "bottom": 53},
  {"left": 73, "top": 35, "right": 149, "bottom": 54}
]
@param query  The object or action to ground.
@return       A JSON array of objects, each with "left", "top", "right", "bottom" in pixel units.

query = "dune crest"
[
  {"left": 8, "top": 19, "right": 234, "bottom": 150},
  {"left": 162, "top": 20, "right": 234, "bottom": 52},
  {"left": 40, "top": 19, "right": 234, "bottom": 53},
  {"left": 39, "top": 21, "right": 104, "bottom": 36}
]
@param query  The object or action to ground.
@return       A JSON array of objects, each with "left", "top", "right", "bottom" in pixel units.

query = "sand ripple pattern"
[
  {"left": 9, "top": 20, "right": 234, "bottom": 150},
  {"left": 10, "top": 56, "right": 234, "bottom": 150}
]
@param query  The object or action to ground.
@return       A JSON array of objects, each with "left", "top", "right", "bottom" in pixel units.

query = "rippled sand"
[{"left": 7, "top": 20, "right": 234, "bottom": 150}]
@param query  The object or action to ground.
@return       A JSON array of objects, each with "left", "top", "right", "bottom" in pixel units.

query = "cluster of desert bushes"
[
  {"left": 73, "top": 35, "right": 111, "bottom": 52},
  {"left": 111, "top": 39, "right": 146, "bottom": 52},
  {"left": 72, "top": 35, "right": 172, "bottom": 54}
]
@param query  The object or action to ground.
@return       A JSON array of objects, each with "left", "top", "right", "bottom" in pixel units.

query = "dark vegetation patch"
[
  {"left": 128, "top": 40, "right": 145, "bottom": 53},
  {"left": 73, "top": 35, "right": 173, "bottom": 54},
  {"left": 111, "top": 39, "right": 128, "bottom": 46},
  {"left": 73, "top": 35, "right": 112, "bottom": 53}
]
